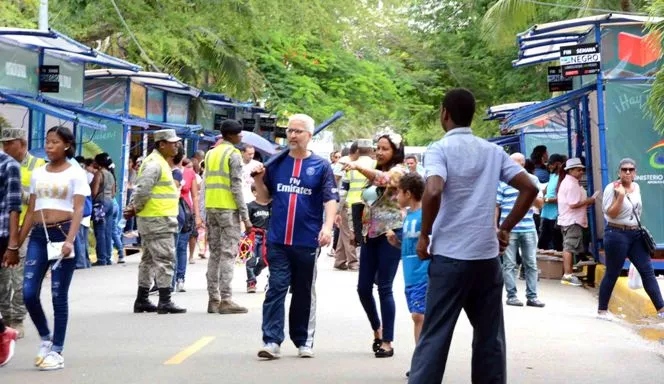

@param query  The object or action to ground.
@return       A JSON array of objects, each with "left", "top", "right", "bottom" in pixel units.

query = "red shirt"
[{"left": 180, "top": 167, "right": 197, "bottom": 209}]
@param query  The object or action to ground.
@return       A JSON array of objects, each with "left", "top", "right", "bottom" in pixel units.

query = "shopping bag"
[{"left": 627, "top": 263, "right": 643, "bottom": 290}]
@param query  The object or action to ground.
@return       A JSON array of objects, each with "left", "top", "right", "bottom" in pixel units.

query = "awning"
[
  {"left": 488, "top": 135, "right": 519, "bottom": 146},
  {"left": 42, "top": 97, "right": 150, "bottom": 128},
  {"left": 85, "top": 69, "right": 200, "bottom": 97},
  {"left": 513, "top": 13, "right": 664, "bottom": 68},
  {"left": 205, "top": 100, "right": 240, "bottom": 108},
  {"left": 501, "top": 86, "right": 594, "bottom": 132},
  {"left": 0, "top": 91, "right": 106, "bottom": 130},
  {"left": 0, "top": 28, "right": 140, "bottom": 71}
]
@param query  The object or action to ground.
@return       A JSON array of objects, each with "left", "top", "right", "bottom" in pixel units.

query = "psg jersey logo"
[{"left": 306, "top": 166, "right": 316, "bottom": 176}]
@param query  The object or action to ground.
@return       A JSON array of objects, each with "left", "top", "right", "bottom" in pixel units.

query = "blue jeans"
[
  {"left": 246, "top": 233, "right": 267, "bottom": 283},
  {"left": 174, "top": 229, "right": 191, "bottom": 281},
  {"left": 124, "top": 189, "right": 136, "bottom": 232},
  {"left": 23, "top": 223, "right": 76, "bottom": 353},
  {"left": 93, "top": 199, "right": 114, "bottom": 265},
  {"left": 502, "top": 231, "right": 539, "bottom": 300},
  {"left": 74, "top": 223, "right": 91, "bottom": 269},
  {"left": 598, "top": 227, "right": 664, "bottom": 311},
  {"left": 262, "top": 244, "right": 318, "bottom": 348},
  {"left": 357, "top": 234, "right": 401, "bottom": 342},
  {"left": 108, "top": 200, "right": 125, "bottom": 261}
]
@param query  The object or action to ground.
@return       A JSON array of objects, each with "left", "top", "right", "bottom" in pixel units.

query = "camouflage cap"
[
  {"left": 153, "top": 129, "right": 181, "bottom": 143},
  {"left": 0, "top": 128, "right": 28, "bottom": 142}
]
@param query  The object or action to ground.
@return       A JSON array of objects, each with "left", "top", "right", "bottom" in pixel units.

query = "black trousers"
[
  {"left": 409, "top": 255, "right": 506, "bottom": 384},
  {"left": 538, "top": 218, "right": 563, "bottom": 251}
]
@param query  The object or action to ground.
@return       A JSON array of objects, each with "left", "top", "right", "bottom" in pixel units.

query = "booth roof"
[
  {"left": 0, "top": 90, "right": 106, "bottom": 131},
  {"left": 501, "top": 85, "right": 595, "bottom": 133},
  {"left": 513, "top": 13, "right": 664, "bottom": 68},
  {"left": 0, "top": 28, "right": 140, "bottom": 71},
  {"left": 85, "top": 69, "right": 200, "bottom": 97},
  {"left": 486, "top": 101, "right": 539, "bottom": 120}
]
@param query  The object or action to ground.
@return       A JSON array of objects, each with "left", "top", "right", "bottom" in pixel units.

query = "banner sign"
[
  {"left": 547, "top": 66, "right": 573, "bottom": 92},
  {"left": 129, "top": 82, "right": 147, "bottom": 118},
  {"left": 242, "top": 118, "right": 256, "bottom": 131},
  {"left": 605, "top": 82, "right": 664, "bottom": 244},
  {"left": 166, "top": 93, "right": 189, "bottom": 124},
  {"left": 560, "top": 43, "right": 601, "bottom": 77},
  {"left": 39, "top": 65, "right": 59, "bottom": 93},
  {"left": 601, "top": 25, "right": 663, "bottom": 79},
  {"left": 43, "top": 53, "right": 84, "bottom": 104},
  {"left": 0, "top": 40, "right": 39, "bottom": 96},
  {"left": 147, "top": 88, "right": 164, "bottom": 122}
]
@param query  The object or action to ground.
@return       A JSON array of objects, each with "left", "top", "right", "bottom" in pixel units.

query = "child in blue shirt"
[{"left": 387, "top": 172, "right": 428, "bottom": 347}]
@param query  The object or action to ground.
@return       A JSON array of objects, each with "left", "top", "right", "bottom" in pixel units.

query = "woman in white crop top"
[
  {"left": 17, "top": 126, "right": 90, "bottom": 371},
  {"left": 597, "top": 158, "right": 664, "bottom": 321}
]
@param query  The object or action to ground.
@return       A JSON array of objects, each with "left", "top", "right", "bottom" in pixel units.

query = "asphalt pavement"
[{"left": 2, "top": 249, "right": 664, "bottom": 383}]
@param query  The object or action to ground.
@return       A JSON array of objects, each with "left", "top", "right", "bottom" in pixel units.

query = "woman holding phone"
[
  {"left": 18, "top": 126, "right": 90, "bottom": 370},
  {"left": 344, "top": 133, "right": 405, "bottom": 358},
  {"left": 598, "top": 158, "right": 664, "bottom": 320}
]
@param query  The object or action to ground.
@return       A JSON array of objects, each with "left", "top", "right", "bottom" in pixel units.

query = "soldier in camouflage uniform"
[
  {"left": 125, "top": 129, "right": 186, "bottom": 314},
  {"left": 0, "top": 128, "right": 44, "bottom": 338},
  {"left": 205, "top": 120, "right": 252, "bottom": 314}
]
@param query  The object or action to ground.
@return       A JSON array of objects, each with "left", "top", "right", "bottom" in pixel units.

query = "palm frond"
[
  {"left": 481, "top": 0, "right": 538, "bottom": 47},
  {"left": 646, "top": 0, "right": 664, "bottom": 133}
]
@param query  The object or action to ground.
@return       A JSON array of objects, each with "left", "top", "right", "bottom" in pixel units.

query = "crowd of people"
[{"left": 0, "top": 88, "right": 663, "bottom": 384}]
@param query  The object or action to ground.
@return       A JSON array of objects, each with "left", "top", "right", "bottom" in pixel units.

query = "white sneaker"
[
  {"left": 39, "top": 351, "right": 64, "bottom": 371},
  {"left": 298, "top": 346, "right": 314, "bottom": 358},
  {"left": 35, "top": 340, "right": 53, "bottom": 367},
  {"left": 597, "top": 311, "right": 615, "bottom": 322},
  {"left": 257, "top": 343, "right": 281, "bottom": 359}
]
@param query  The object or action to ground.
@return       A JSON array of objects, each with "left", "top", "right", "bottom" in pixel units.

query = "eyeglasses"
[
  {"left": 287, "top": 128, "right": 307, "bottom": 135},
  {"left": 621, "top": 167, "right": 635, "bottom": 173}
]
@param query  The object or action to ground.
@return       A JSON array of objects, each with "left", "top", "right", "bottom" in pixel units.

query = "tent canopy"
[
  {"left": 513, "top": 13, "right": 663, "bottom": 67},
  {"left": 486, "top": 101, "right": 539, "bottom": 121},
  {"left": 85, "top": 69, "right": 200, "bottom": 97},
  {"left": 0, "top": 28, "right": 140, "bottom": 71},
  {"left": 0, "top": 90, "right": 106, "bottom": 130}
]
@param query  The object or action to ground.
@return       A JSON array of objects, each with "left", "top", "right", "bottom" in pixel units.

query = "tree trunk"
[{"left": 620, "top": 0, "right": 633, "bottom": 12}]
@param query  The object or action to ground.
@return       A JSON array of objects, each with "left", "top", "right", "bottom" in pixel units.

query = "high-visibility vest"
[
  {"left": 345, "top": 157, "right": 376, "bottom": 206},
  {"left": 136, "top": 151, "right": 178, "bottom": 217},
  {"left": 204, "top": 142, "right": 239, "bottom": 210},
  {"left": 20, "top": 152, "right": 46, "bottom": 225}
]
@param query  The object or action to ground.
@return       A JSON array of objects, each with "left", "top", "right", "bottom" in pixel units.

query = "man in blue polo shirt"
[{"left": 252, "top": 113, "right": 338, "bottom": 360}]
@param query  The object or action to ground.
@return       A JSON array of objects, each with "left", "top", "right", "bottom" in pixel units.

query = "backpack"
[{"left": 178, "top": 197, "right": 194, "bottom": 234}]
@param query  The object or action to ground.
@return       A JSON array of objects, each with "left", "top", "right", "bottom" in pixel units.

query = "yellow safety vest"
[
  {"left": 205, "top": 142, "right": 239, "bottom": 210},
  {"left": 136, "top": 151, "right": 178, "bottom": 217},
  {"left": 20, "top": 153, "right": 46, "bottom": 225},
  {"left": 345, "top": 157, "right": 376, "bottom": 206}
]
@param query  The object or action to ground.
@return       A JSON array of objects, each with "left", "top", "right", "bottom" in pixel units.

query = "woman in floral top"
[{"left": 345, "top": 133, "right": 405, "bottom": 358}]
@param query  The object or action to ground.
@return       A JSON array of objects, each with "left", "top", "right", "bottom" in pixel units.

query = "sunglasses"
[{"left": 621, "top": 167, "right": 635, "bottom": 173}]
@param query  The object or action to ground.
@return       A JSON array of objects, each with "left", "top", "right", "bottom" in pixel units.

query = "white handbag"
[{"left": 41, "top": 211, "right": 75, "bottom": 268}]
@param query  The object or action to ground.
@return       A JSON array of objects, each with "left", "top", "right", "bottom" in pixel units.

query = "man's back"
[{"left": 425, "top": 128, "right": 523, "bottom": 260}]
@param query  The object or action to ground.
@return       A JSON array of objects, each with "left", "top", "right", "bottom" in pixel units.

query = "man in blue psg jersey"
[{"left": 252, "top": 113, "right": 338, "bottom": 360}]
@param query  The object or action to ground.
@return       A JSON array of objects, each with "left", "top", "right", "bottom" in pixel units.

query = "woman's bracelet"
[{"left": 7, "top": 245, "right": 19, "bottom": 251}]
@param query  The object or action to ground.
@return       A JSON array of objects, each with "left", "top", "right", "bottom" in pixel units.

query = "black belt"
[
  {"left": 607, "top": 223, "right": 639, "bottom": 231},
  {"left": 35, "top": 220, "right": 72, "bottom": 229}
]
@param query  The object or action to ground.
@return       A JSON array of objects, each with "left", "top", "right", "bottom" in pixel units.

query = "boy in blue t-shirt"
[{"left": 387, "top": 173, "right": 428, "bottom": 346}]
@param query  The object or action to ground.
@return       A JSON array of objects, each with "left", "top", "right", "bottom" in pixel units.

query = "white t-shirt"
[
  {"left": 602, "top": 182, "right": 641, "bottom": 227},
  {"left": 242, "top": 159, "right": 262, "bottom": 203},
  {"left": 30, "top": 164, "right": 91, "bottom": 213}
]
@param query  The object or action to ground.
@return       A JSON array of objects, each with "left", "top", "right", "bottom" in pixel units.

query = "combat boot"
[
  {"left": 133, "top": 287, "right": 158, "bottom": 313},
  {"left": 157, "top": 288, "right": 186, "bottom": 314},
  {"left": 218, "top": 299, "right": 248, "bottom": 314},
  {"left": 207, "top": 299, "right": 221, "bottom": 314}
]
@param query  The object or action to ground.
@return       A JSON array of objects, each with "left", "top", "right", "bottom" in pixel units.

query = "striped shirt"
[
  {"left": 496, "top": 173, "right": 539, "bottom": 233},
  {"left": 0, "top": 152, "right": 22, "bottom": 238}
]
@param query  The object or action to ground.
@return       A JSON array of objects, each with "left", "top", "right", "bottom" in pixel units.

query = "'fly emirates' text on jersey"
[{"left": 266, "top": 154, "right": 338, "bottom": 248}]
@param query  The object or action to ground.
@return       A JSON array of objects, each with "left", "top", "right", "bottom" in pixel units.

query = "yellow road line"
[{"left": 164, "top": 336, "right": 215, "bottom": 365}]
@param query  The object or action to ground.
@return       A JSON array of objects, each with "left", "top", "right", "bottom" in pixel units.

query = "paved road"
[{"left": 3, "top": 251, "right": 664, "bottom": 383}]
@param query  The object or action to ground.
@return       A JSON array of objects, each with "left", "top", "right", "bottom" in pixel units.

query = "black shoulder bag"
[{"left": 625, "top": 194, "right": 656, "bottom": 256}]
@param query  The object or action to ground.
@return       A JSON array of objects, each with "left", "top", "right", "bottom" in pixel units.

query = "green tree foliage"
[{"left": 1, "top": 0, "right": 605, "bottom": 145}]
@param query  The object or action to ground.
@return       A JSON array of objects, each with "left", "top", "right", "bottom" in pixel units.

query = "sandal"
[
  {"left": 372, "top": 338, "right": 382, "bottom": 353},
  {"left": 375, "top": 347, "right": 394, "bottom": 358}
]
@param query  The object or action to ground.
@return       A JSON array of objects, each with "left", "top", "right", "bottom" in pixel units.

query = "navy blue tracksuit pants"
[
  {"left": 409, "top": 255, "right": 506, "bottom": 384},
  {"left": 262, "top": 243, "right": 318, "bottom": 348}
]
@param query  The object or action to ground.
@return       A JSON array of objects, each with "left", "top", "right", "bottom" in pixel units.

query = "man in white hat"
[
  {"left": 125, "top": 129, "right": 186, "bottom": 314},
  {"left": 557, "top": 158, "right": 598, "bottom": 287},
  {"left": 0, "top": 127, "right": 45, "bottom": 338}
]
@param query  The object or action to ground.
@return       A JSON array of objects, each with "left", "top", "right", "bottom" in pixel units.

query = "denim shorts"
[{"left": 405, "top": 281, "right": 428, "bottom": 314}]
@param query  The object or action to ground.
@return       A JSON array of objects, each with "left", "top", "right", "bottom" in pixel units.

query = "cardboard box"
[{"left": 537, "top": 255, "right": 563, "bottom": 280}]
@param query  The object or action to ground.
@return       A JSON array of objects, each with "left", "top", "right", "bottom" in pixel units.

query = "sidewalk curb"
[{"left": 595, "top": 265, "right": 660, "bottom": 321}]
